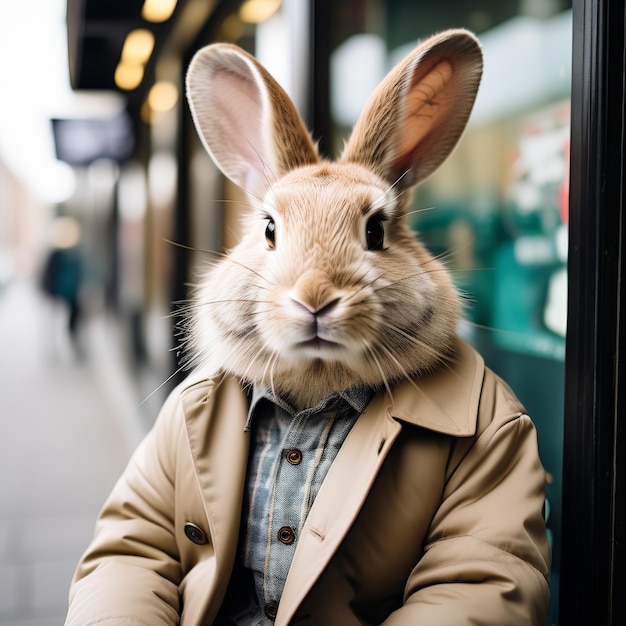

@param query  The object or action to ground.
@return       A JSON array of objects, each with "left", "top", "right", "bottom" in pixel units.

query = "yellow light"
[
  {"left": 148, "top": 81, "right": 179, "bottom": 112},
  {"left": 142, "top": 0, "right": 178, "bottom": 23},
  {"left": 121, "top": 29, "right": 155, "bottom": 64},
  {"left": 116, "top": 29, "right": 155, "bottom": 91},
  {"left": 115, "top": 63, "right": 145, "bottom": 90},
  {"left": 239, "top": 0, "right": 282, "bottom": 24}
]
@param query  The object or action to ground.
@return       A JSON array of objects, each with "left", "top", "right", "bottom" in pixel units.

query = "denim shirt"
[{"left": 217, "top": 385, "right": 373, "bottom": 624}]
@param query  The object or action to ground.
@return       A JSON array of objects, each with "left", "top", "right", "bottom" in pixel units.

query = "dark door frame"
[{"left": 561, "top": 0, "right": 625, "bottom": 623}]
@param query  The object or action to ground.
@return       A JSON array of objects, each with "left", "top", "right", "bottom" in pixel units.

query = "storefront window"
[{"left": 327, "top": 2, "right": 572, "bottom": 623}]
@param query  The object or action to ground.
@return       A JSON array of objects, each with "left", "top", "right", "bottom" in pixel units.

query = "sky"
[{"left": 0, "top": 0, "right": 122, "bottom": 204}]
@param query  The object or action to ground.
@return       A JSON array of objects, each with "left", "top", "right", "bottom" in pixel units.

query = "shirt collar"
[{"left": 245, "top": 384, "right": 374, "bottom": 431}]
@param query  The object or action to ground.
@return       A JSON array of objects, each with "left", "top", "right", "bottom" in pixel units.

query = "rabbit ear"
[
  {"left": 186, "top": 43, "right": 319, "bottom": 198},
  {"left": 340, "top": 29, "right": 483, "bottom": 191}
]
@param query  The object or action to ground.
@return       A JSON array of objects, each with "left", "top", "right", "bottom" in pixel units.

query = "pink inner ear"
[
  {"left": 398, "top": 60, "right": 454, "bottom": 159},
  {"left": 209, "top": 69, "right": 271, "bottom": 188}
]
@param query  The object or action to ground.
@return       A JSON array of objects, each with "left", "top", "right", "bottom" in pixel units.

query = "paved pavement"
[{"left": 0, "top": 279, "right": 155, "bottom": 625}]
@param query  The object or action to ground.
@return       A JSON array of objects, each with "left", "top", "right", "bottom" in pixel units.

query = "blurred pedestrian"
[{"left": 40, "top": 216, "right": 84, "bottom": 351}]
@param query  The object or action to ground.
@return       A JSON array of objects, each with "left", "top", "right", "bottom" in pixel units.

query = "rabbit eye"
[
  {"left": 365, "top": 215, "right": 385, "bottom": 251},
  {"left": 265, "top": 218, "right": 276, "bottom": 249}
]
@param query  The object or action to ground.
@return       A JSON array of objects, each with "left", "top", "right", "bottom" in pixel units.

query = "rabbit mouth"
[
  {"left": 299, "top": 337, "right": 341, "bottom": 349},
  {"left": 297, "top": 337, "right": 343, "bottom": 354}
]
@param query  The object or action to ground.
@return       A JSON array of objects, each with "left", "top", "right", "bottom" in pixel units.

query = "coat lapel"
[{"left": 277, "top": 391, "right": 402, "bottom": 624}]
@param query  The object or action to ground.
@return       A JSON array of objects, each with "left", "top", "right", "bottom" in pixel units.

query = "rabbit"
[
  {"left": 184, "top": 29, "right": 483, "bottom": 411},
  {"left": 66, "top": 30, "right": 551, "bottom": 626}
]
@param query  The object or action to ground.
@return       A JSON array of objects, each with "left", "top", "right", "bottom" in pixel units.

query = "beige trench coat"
[{"left": 66, "top": 339, "right": 551, "bottom": 625}]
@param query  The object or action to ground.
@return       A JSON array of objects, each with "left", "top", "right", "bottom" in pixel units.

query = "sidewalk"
[{"left": 0, "top": 279, "right": 151, "bottom": 625}]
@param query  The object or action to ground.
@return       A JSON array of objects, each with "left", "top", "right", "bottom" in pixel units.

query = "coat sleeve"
[
  {"left": 383, "top": 411, "right": 551, "bottom": 626},
  {"left": 65, "top": 386, "right": 187, "bottom": 626}
]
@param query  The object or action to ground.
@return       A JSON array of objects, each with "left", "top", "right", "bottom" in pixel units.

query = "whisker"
[
  {"left": 382, "top": 319, "right": 442, "bottom": 364},
  {"left": 248, "top": 139, "right": 280, "bottom": 191},
  {"left": 342, "top": 264, "right": 385, "bottom": 299},
  {"left": 428, "top": 244, "right": 483, "bottom": 267},
  {"left": 405, "top": 206, "right": 436, "bottom": 218},
  {"left": 139, "top": 362, "right": 191, "bottom": 407},
  {"left": 214, "top": 197, "right": 260, "bottom": 211},
  {"left": 370, "top": 265, "right": 492, "bottom": 294},
  {"left": 371, "top": 334, "right": 451, "bottom": 401},
  {"left": 163, "top": 238, "right": 227, "bottom": 261},
  {"left": 179, "top": 298, "right": 274, "bottom": 311},
  {"left": 462, "top": 319, "right": 537, "bottom": 340},
  {"left": 207, "top": 257, "right": 272, "bottom": 287},
  {"left": 364, "top": 345, "right": 394, "bottom": 402},
  {"left": 264, "top": 350, "right": 279, "bottom": 395},
  {"left": 389, "top": 169, "right": 411, "bottom": 192}
]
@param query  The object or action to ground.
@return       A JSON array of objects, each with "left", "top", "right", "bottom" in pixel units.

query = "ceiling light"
[
  {"left": 142, "top": 0, "right": 178, "bottom": 23},
  {"left": 239, "top": 0, "right": 281, "bottom": 24},
  {"left": 121, "top": 29, "right": 155, "bottom": 64},
  {"left": 115, "top": 63, "right": 144, "bottom": 90},
  {"left": 148, "top": 81, "right": 179, "bottom": 112},
  {"left": 115, "top": 29, "right": 155, "bottom": 90}
]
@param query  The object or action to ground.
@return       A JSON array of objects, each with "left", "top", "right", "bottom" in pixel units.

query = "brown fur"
[{"left": 185, "top": 30, "right": 483, "bottom": 410}]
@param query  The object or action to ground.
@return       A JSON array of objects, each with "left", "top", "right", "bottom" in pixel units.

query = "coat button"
[
  {"left": 264, "top": 601, "right": 278, "bottom": 620},
  {"left": 286, "top": 449, "right": 302, "bottom": 465},
  {"left": 184, "top": 523, "right": 209, "bottom": 545},
  {"left": 277, "top": 526, "right": 296, "bottom": 545}
]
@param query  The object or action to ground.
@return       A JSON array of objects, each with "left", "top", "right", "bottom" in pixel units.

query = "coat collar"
[
  {"left": 200, "top": 337, "right": 483, "bottom": 438},
  {"left": 387, "top": 338, "right": 483, "bottom": 437}
]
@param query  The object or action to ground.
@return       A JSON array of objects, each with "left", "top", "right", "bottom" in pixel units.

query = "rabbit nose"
[
  {"left": 289, "top": 269, "right": 340, "bottom": 316},
  {"left": 291, "top": 295, "right": 341, "bottom": 318}
]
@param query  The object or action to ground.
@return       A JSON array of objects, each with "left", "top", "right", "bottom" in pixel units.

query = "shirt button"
[
  {"left": 286, "top": 449, "right": 302, "bottom": 465},
  {"left": 184, "top": 523, "right": 209, "bottom": 545},
  {"left": 277, "top": 525, "right": 296, "bottom": 545},
  {"left": 264, "top": 601, "right": 279, "bottom": 620}
]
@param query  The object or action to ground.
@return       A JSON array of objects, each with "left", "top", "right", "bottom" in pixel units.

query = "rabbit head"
[{"left": 185, "top": 29, "right": 483, "bottom": 409}]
